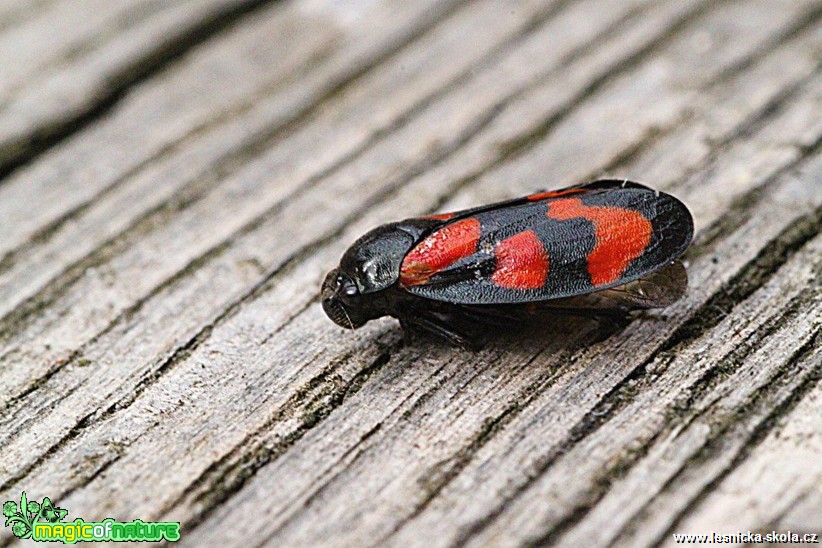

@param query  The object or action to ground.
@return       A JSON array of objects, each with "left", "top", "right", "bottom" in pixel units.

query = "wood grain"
[{"left": 0, "top": 0, "right": 820, "bottom": 546}]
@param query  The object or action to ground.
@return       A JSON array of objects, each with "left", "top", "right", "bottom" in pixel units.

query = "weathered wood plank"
[
  {"left": 0, "top": 0, "right": 485, "bottom": 339},
  {"left": 684, "top": 349, "right": 821, "bottom": 535},
  {"left": 0, "top": 0, "right": 56, "bottom": 31},
  {"left": 0, "top": 0, "right": 333, "bottom": 260},
  {"left": 177, "top": 3, "right": 822, "bottom": 543},
  {"left": 470, "top": 213, "right": 822, "bottom": 547},
  {"left": 0, "top": 0, "right": 488, "bottom": 319},
  {"left": 0, "top": 0, "right": 649, "bottom": 420},
  {"left": 2, "top": 0, "right": 698, "bottom": 510},
  {"left": 0, "top": 0, "right": 284, "bottom": 173},
  {"left": 0, "top": 0, "right": 166, "bottom": 100},
  {"left": 0, "top": 0, "right": 820, "bottom": 546},
  {"left": 192, "top": 93, "right": 822, "bottom": 548}
]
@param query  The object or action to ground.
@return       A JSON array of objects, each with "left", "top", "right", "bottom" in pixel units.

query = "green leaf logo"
[{"left": 3, "top": 492, "right": 68, "bottom": 539}]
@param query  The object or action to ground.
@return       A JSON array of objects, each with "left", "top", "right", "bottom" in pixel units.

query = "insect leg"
[
  {"left": 402, "top": 311, "right": 485, "bottom": 351},
  {"left": 398, "top": 318, "right": 421, "bottom": 346}
]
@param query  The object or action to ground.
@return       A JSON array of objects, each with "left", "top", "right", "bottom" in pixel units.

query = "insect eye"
[{"left": 335, "top": 273, "right": 358, "bottom": 297}]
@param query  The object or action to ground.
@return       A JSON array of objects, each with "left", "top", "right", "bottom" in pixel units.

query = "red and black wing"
[{"left": 398, "top": 180, "right": 693, "bottom": 306}]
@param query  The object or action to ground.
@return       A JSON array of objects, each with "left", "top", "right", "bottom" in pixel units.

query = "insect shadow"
[{"left": 399, "top": 307, "right": 637, "bottom": 352}]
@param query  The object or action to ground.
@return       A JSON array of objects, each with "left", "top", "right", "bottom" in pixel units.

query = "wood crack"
[
  {"left": 2, "top": 1, "right": 821, "bottom": 544},
  {"left": 541, "top": 290, "right": 817, "bottom": 545},
  {"left": 0, "top": 0, "right": 474, "bottom": 341},
  {"left": 491, "top": 0, "right": 722, "bottom": 164},
  {"left": 647, "top": 328, "right": 822, "bottom": 545},
  {"left": 691, "top": 136, "right": 822, "bottom": 259},
  {"left": 452, "top": 200, "right": 822, "bottom": 545},
  {"left": 0, "top": 0, "right": 576, "bottom": 350},
  {"left": 257, "top": 421, "right": 387, "bottom": 545},
  {"left": 0, "top": 0, "right": 763, "bottom": 497},
  {"left": 0, "top": 0, "right": 284, "bottom": 181},
  {"left": 0, "top": 0, "right": 710, "bottom": 360}
]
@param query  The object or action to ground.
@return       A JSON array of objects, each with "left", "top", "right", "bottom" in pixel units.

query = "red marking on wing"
[
  {"left": 527, "top": 188, "right": 586, "bottom": 201},
  {"left": 422, "top": 212, "right": 456, "bottom": 221},
  {"left": 491, "top": 230, "right": 550, "bottom": 289},
  {"left": 547, "top": 198, "right": 652, "bottom": 286},
  {"left": 400, "top": 218, "right": 482, "bottom": 286}
]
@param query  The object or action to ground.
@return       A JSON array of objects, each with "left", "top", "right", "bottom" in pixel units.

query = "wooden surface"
[{"left": 0, "top": 0, "right": 820, "bottom": 546}]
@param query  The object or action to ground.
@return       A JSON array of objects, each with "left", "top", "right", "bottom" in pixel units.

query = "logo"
[{"left": 3, "top": 492, "right": 180, "bottom": 543}]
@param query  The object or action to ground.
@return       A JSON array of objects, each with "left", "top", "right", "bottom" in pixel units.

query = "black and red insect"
[{"left": 321, "top": 180, "right": 693, "bottom": 349}]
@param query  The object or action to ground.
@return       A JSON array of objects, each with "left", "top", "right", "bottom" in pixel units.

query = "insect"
[{"left": 321, "top": 180, "right": 693, "bottom": 349}]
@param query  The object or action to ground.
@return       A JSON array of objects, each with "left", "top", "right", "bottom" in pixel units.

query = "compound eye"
[
  {"left": 335, "top": 273, "right": 358, "bottom": 297},
  {"left": 343, "top": 282, "right": 358, "bottom": 297}
]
